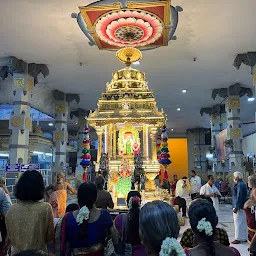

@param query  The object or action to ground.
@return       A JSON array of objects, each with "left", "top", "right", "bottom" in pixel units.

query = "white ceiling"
[{"left": 0, "top": 0, "right": 255, "bottom": 135}]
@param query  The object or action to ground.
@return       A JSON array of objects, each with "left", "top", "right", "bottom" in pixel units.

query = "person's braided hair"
[
  {"left": 188, "top": 199, "right": 218, "bottom": 256},
  {"left": 77, "top": 183, "right": 97, "bottom": 239},
  {"left": 126, "top": 191, "right": 142, "bottom": 245}
]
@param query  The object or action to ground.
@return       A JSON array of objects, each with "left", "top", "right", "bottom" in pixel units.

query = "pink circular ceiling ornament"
[{"left": 95, "top": 10, "right": 163, "bottom": 48}]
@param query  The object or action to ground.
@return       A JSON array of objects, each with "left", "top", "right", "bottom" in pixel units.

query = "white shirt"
[
  {"left": 175, "top": 180, "right": 188, "bottom": 198},
  {"left": 190, "top": 176, "right": 201, "bottom": 194},
  {"left": 200, "top": 183, "right": 221, "bottom": 214}
]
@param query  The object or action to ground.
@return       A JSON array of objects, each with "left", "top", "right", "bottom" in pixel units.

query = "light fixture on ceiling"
[
  {"left": 206, "top": 153, "right": 213, "bottom": 159},
  {"left": 32, "top": 151, "right": 44, "bottom": 155},
  {"left": 48, "top": 123, "right": 53, "bottom": 126},
  {"left": 171, "top": 128, "right": 174, "bottom": 131},
  {"left": 248, "top": 97, "right": 255, "bottom": 102},
  {"left": 182, "top": 89, "right": 187, "bottom": 93},
  {"left": 45, "top": 153, "right": 53, "bottom": 157},
  {"left": 177, "top": 108, "right": 181, "bottom": 111},
  {"left": 132, "top": 61, "right": 140, "bottom": 65},
  {"left": 0, "top": 153, "right": 9, "bottom": 157}
]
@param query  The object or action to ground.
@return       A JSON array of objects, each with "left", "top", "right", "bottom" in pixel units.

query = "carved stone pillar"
[
  {"left": 52, "top": 91, "right": 80, "bottom": 173},
  {"left": 70, "top": 109, "right": 90, "bottom": 177},
  {"left": 113, "top": 124, "right": 117, "bottom": 159},
  {"left": 107, "top": 124, "right": 113, "bottom": 159},
  {"left": 143, "top": 124, "right": 148, "bottom": 160},
  {"left": 9, "top": 73, "right": 34, "bottom": 164},
  {"left": 96, "top": 127, "right": 104, "bottom": 163},
  {"left": 53, "top": 99, "right": 69, "bottom": 171},
  {"left": 201, "top": 105, "right": 226, "bottom": 150},
  {"left": 225, "top": 93, "right": 243, "bottom": 172},
  {"left": 150, "top": 127, "right": 158, "bottom": 161},
  {"left": 234, "top": 53, "right": 256, "bottom": 171},
  {"left": 0, "top": 57, "right": 50, "bottom": 165},
  {"left": 212, "top": 83, "right": 253, "bottom": 172}
]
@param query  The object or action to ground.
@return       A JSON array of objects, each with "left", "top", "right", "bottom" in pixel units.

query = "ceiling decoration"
[{"left": 77, "top": 0, "right": 179, "bottom": 50}]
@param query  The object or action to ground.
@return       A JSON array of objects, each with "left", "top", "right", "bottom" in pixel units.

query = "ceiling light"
[
  {"left": 206, "top": 153, "right": 213, "bottom": 159},
  {"left": 0, "top": 153, "right": 9, "bottom": 157},
  {"left": 32, "top": 151, "right": 44, "bottom": 155},
  {"left": 171, "top": 128, "right": 174, "bottom": 131},
  {"left": 133, "top": 61, "right": 140, "bottom": 65},
  {"left": 48, "top": 123, "right": 53, "bottom": 126},
  {"left": 182, "top": 89, "right": 187, "bottom": 93},
  {"left": 177, "top": 108, "right": 181, "bottom": 111},
  {"left": 248, "top": 97, "right": 255, "bottom": 102},
  {"left": 45, "top": 153, "right": 52, "bottom": 157}
]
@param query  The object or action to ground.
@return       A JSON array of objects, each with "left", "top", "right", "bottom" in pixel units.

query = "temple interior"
[{"left": 0, "top": 0, "right": 255, "bottom": 203}]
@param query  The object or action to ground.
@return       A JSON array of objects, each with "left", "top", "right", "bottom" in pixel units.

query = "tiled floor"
[{"left": 67, "top": 198, "right": 249, "bottom": 255}]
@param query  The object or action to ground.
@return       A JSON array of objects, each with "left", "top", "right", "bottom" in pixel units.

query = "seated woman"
[
  {"left": 55, "top": 182, "right": 118, "bottom": 256},
  {"left": 185, "top": 199, "right": 240, "bottom": 256},
  {"left": 180, "top": 195, "right": 230, "bottom": 248},
  {"left": 114, "top": 191, "right": 146, "bottom": 256},
  {"left": 139, "top": 200, "right": 184, "bottom": 256}
]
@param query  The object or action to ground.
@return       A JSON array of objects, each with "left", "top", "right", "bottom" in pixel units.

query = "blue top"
[
  {"left": 232, "top": 181, "right": 248, "bottom": 210},
  {"left": 65, "top": 209, "right": 113, "bottom": 248}
]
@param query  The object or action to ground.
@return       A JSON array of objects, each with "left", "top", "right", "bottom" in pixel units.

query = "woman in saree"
[
  {"left": 54, "top": 182, "right": 118, "bottom": 256},
  {"left": 244, "top": 174, "right": 256, "bottom": 244},
  {"left": 46, "top": 172, "right": 77, "bottom": 218}
]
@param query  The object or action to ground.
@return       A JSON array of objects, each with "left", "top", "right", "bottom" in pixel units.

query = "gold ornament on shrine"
[
  {"left": 116, "top": 47, "right": 142, "bottom": 66},
  {"left": 231, "top": 128, "right": 242, "bottom": 139},
  {"left": 11, "top": 116, "right": 22, "bottom": 127}
]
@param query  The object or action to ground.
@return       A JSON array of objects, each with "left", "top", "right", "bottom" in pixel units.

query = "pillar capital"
[
  {"left": 53, "top": 90, "right": 80, "bottom": 104},
  {"left": 70, "top": 108, "right": 90, "bottom": 119},
  {"left": 234, "top": 52, "right": 256, "bottom": 70},
  {"left": 95, "top": 127, "right": 104, "bottom": 135},
  {"left": 0, "top": 56, "right": 49, "bottom": 84},
  {"left": 150, "top": 127, "right": 158, "bottom": 135},
  {"left": 212, "top": 83, "right": 253, "bottom": 100}
]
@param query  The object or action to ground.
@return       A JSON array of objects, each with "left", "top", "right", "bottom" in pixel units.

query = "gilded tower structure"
[{"left": 88, "top": 47, "right": 165, "bottom": 191}]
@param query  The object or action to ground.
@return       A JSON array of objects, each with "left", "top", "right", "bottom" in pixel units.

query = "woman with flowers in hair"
[
  {"left": 54, "top": 183, "right": 118, "bottom": 256},
  {"left": 139, "top": 200, "right": 184, "bottom": 256},
  {"left": 244, "top": 174, "right": 256, "bottom": 244},
  {"left": 185, "top": 198, "right": 240, "bottom": 256},
  {"left": 114, "top": 191, "right": 146, "bottom": 256}
]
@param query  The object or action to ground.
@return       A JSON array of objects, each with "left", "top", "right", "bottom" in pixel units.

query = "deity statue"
[
  {"left": 118, "top": 125, "right": 140, "bottom": 156},
  {"left": 133, "top": 141, "right": 140, "bottom": 154},
  {"left": 125, "top": 137, "right": 133, "bottom": 155}
]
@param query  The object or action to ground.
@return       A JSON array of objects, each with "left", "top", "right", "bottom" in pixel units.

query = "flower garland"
[
  {"left": 76, "top": 206, "right": 90, "bottom": 225},
  {"left": 128, "top": 196, "right": 141, "bottom": 210},
  {"left": 196, "top": 217, "right": 213, "bottom": 236},
  {"left": 160, "top": 237, "right": 185, "bottom": 256}
]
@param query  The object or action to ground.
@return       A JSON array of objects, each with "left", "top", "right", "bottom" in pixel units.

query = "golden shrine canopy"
[{"left": 88, "top": 47, "right": 165, "bottom": 127}]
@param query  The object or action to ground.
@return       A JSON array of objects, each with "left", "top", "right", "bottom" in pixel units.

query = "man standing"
[
  {"left": 200, "top": 175, "right": 221, "bottom": 216},
  {"left": 232, "top": 171, "right": 248, "bottom": 244},
  {"left": 95, "top": 175, "right": 114, "bottom": 209},
  {"left": 190, "top": 170, "right": 201, "bottom": 200},
  {"left": 175, "top": 177, "right": 188, "bottom": 217}
]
